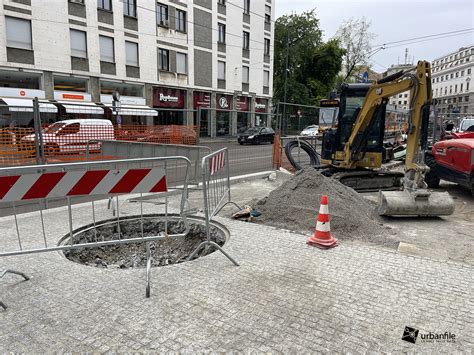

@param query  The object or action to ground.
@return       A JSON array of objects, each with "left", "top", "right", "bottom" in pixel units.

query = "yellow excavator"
[{"left": 320, "top": 60, "right": 454, "bottom": 216}]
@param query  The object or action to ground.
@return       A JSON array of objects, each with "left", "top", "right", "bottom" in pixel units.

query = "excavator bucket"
[{"left": 378, "top": 189, "right": 455, "bottom": 216}]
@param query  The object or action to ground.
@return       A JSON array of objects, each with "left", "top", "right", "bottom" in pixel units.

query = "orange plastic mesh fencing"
[
  {"left": 271, "top": 134, "right": 296, "bottom": 173},
  {"left": 0, "top": 124, "right": 198, "bottom": 167}
]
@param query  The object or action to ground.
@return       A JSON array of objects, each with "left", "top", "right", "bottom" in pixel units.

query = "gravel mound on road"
[{"left": 255, "top": 168, "right": 399, "bottom": 248}]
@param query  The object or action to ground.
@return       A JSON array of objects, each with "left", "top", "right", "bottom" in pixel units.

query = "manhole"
[{"left": 59, "top": 214, "right": 229, "bottom": 269}]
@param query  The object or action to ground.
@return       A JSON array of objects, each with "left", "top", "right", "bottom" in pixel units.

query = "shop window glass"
[
  {"left": 100, "top": 80, "right": 144, "bottom": 96},
  {"left": 54, "top": 76, "right": 88, "bottom": 92},
  {"left": 0, "top": 70, "right": 40, "bottom": 89}
]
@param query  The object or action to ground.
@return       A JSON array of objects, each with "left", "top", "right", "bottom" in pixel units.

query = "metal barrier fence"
[
  {"left": 273, "top": 135, "right": 320, "bottom": 172},
  {"left": 96, "top": 140, "right": 211, "bottom": 185},
  {"left": 188, "top": 148, "right": 240, "bottom": 265},
  {"left": 0, "top": 156, "right": 194, "bottom": 308}
]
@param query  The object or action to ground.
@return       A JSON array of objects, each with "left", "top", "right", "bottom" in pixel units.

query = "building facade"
[
  {"left": 384, "top": 63, "right": 413, "bottom": 112},
  {"left": 431, "top": 45, "right": 473, "bottom": 116},
  {"left": 0, "top": 0, "right": 274, "bottom": 136}
]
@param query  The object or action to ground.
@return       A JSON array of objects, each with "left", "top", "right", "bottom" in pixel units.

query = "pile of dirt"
[
  {"left": 255, "top": 169, "right": 399, "bottom": 247},
  {"left": 63, "top": 218, "right": 225, "bottom": 268}
]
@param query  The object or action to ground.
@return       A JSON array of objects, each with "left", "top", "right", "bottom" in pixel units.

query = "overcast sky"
[{"left": 275, "top": 0, "right": 474, "bottom": 73}]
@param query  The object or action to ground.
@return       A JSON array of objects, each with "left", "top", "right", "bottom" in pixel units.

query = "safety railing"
[
  {"left": 188, "top": 148, "right": 240, "bottom": 265},
  {"left": 0, "top": 156, "right": 193, "bottom": 308},
  {"left": 95, "top": 140, "right": 211, "bottom": 186}
]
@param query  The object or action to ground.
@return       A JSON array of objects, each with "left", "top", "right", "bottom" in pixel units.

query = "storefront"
[
  {"left": 0, "top": 87, "right": 57, "bottom": 128},
  {"left": 216, "top": 94, "right": 232, "bottom": 136},
  {"left": 193, "top": 91, "right": 211, "bottom": 136},
  {"left": 100, "top": 95, "right": 157, "bottom": 125},
  {"left": 255, "top": 98, "right": 269, "bottom": 127},
  {"left": 53, "top": 91, "right": 104, "bottom": 119},
  {"left": 236, "top": 96, "right": 250, "bottom": 133},
  {"left": 153, "top": 87, "right": 186, "bottom": 125}
]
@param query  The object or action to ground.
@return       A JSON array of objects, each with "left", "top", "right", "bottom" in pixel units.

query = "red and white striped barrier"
[
  {"left": 0, "top": 168, "right": 167, "bottom": 202},
  {"left": 209, "top": 151, "right": 225, "bottom": 176}
]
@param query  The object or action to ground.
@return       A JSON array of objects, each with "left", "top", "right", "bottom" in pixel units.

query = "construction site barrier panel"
[
  {"left": 0, "top": 155, "right": 194, "bottom": 308},
  {"left": 95, "top": 140, "right": 211, "bottom": 185},
  {"left": 188, "top": 148, "right": 240, "bottom": 266}
]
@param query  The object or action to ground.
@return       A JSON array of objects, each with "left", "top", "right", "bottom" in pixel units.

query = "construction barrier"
[
  {"left": 0, "top": 123, "right": 199, "bottom": 167},
  {"left": 188, "top": 148, "right": 240, "bottom": 265},
  {"left": 97, "top": 140, "right": 211, "bottom": 185},
  {"left": 0, "top": 155, "right": 194, "bottom": 308},
  {"left": 273, "top": 135, "right": 320, "bottom": 172}
]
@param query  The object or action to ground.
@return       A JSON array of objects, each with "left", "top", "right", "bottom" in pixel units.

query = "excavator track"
[{"left": 319, "top": 168, "right": 404, "bottom": 192}]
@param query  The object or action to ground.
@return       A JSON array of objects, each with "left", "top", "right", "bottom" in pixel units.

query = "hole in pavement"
[{"left": 59, "top": 214, "right": 227, "bottom": 269}]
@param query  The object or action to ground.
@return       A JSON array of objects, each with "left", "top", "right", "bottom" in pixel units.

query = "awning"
[
  {"left": 105, "top": 104, "right": 158, "bottom": 116},
  {"left": 57, "top": 101, "right": 104, "bottom": 115},
  {"left": 1, "top": 98, "right": 58, "bottom": 113}
]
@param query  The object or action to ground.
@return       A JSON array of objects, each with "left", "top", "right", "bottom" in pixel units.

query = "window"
[
  {"left": 243, "top": 31, "right": 250, "bottom": 50},
  {"left": 70, "top": 29, "right": 87, "bottom": 58},
  {"left": 436, "top": 77, "right": 439, "bottom": 82},
  {"left": 449, "top": 85, "right": 452, "bottom": 94},
  {"left": 5, "top": 17, "right": 32, "bottom": 50},
  {"left": 467, "top": 83, "right": 470, "bottom": 92},
  {"left": 218, "top": 0, "right": 225, "bottom": 4},
  {"left": 125, "top": 41, "right": 138, "bottom": 66},
  {"left": 461, "top": 83, "right": 463, "bottom": 91},
  {"left": 158, "top": 48, "right": 169, "bottom": 71},
  {"left": 263, "top": 70, "right": 270, "bottom": 87},
  {"left": 265, "top": 5, "right": 271, "bottom": 23},
  {"left": 123, "top": 0, "right": 136, "bottom": 17},
  {"left": 156, "top": 3, "right": 168, "bottom": 26},
  {"left": 264, "top": 38, "right": 270, "bottom": 56},
  {"left": 176, "top": 10, "right": 186, "bottom": 32},
  {"left": 450, "top": 73, "right": 453, "bottom": 79},
  {"left": 455, "top": 84, "right": 457, "bottom": 93},
  {"left": 404, "top": 100, "right": 407, "bottom": 105},
  {"left": 461, "top": 70, "right": 464, "bottom": 76},
  {"left": 398, "top": 101, "right": 401, "bottom": 105},
  {"left": 456, "top": 72, "right": 459, "bottom": 78},
  {"left": 404, "top": 93, "right": 408, "bottom": 97},
  {"left": 218, "top": 61, "right": 225, "bottom": 80},
  {"left": 99, "top": 35, "right": 114, "bottom": 62},
  {"left": 97, "top": 0, "right": 112, "bottom": 11},
  {"left": 243, "top": 0, "right": 250, "bottom": 14},
  {"left": 468, "top": 69, "right": 471, "bottom": 74},
  {"left": 441, "top": 76, "right": 444, "bottom": 82},
  {"left": 218, "top": 23, "right": 226, "bottom": 43},
  {"left": 176, "top": 52, "right": 187, "bottom": 74},
  {"left": 242, "top": 66, "right": 249, "bottom": 84}
]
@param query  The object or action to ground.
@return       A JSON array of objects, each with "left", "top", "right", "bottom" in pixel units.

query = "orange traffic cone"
[{"left": 307, "top": 195, "right": 338, "bottom": 249}]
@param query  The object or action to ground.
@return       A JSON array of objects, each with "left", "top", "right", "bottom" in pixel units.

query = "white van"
[{"left": 22, "top": 119, "right": 114, "bottom": 154}]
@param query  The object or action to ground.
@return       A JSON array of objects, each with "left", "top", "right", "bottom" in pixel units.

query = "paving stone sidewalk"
[{"left": 0, "top": 199, "right": 473, "bottom": 352}]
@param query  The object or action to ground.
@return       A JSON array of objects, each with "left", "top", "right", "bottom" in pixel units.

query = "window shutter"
[
  {"left": 100, "top": 36, "right": 114, "bottom": 62},
  {"left": 5, "top": 17, "right": 32, "bottom": 50},
  {"left": 176, "top": 53, "right": 187, "bottom": 74},
  {"left": 70, "top": 30, "right": 87, "bottom": 58},
  {"left": 125, "top": 41, "right": 138, "bottom": 66}
]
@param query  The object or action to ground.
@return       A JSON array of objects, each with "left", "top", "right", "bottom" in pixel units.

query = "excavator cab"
[{"left": 321, "top": 83, "right": 386, "bottom": 168}]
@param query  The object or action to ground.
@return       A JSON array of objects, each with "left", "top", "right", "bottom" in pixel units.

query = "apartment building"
[
  {"left": 0, "top": 0, "right": 274, "bottom": 136},
  {"left": 431, "top": 45, "right": 473, "bottom": 116}
]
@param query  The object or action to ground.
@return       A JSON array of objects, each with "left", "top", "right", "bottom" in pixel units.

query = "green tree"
[{"left": 273, "top": 10, "right": 345, "bottom": 106}]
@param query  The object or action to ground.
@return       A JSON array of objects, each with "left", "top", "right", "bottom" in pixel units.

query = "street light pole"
[{"left": 282, "top": 30, "right": 290, "bottom": 136}]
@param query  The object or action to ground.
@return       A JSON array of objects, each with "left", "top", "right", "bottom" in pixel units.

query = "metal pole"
[
  {"left": 32, "top": 97, "right": 44, "bottom": 164},
  {"left": 282, "top": 31, "right": 290, "bottom": 136}
]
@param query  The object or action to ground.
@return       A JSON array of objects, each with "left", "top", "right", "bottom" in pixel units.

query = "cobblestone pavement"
[{"left": 0, "top": 198, "right": 473, "bottom": 352}]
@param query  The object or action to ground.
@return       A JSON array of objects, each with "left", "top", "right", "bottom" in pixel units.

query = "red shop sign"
[
  {"left": 255, "top": 98, "right": 268, "bottom": 112},
  {"left": 236, "top": 96, "right": 250, "bottom": 112},
  {"left": 216, "top": 94, "right": 232, "bottom": 110},
  {"left": 193, "top": 91, "right": 211, "bottom": 108},
  {"left": 153, "top": 87, "right": 185, "bottom": 108}
]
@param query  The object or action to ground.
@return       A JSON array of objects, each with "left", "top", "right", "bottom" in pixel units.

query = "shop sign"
[
  {"left": 255, "top": 98, "right": 268, "bottom": 112},
  {"left": 0, "top": 87, "right": 46, "bottom": 99},
  {"left": 153, "top": 87, "right": 185, "bottom": 108},
  {"left": 236, "top": 96, "right": 250, "bottom": 112},
  {"left": 100, "top": 95, "right": 146, "bottom": 105},
  {"left": 54, "top": 91, "right": 91, "bottom": 101},
  {"left": 216, "top": 94, "right": 232, "bottom": 110},
  {"left": 193, "top": 91, "right": 211, "bottom": 108}
]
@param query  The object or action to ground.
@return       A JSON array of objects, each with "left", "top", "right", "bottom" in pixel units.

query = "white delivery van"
[{"left": 22, "top": 119, "right": 114, "bottom": 154}]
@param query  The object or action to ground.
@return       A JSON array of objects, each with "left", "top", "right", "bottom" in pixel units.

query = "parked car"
[
  {"left": 21, "top": 119, "right": 114, "bottom": 155},
  {"left": 237, "top": 127, "right": 275, "bottom": 145},
  {"left": 300, "top": 125, "right": 320, "bottom": 136},
  {"left": 458, "top": 117, "right": 474, "bottom": 132}
]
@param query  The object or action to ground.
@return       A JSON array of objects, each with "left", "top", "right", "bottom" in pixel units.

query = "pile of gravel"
[{"left": 255, "top": 169, "right": 399, "bottom": 247}]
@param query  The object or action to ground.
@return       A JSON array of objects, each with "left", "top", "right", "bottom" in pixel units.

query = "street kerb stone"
[{"left": 0, "top": 197, "right": 472, "bottom": 352}]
